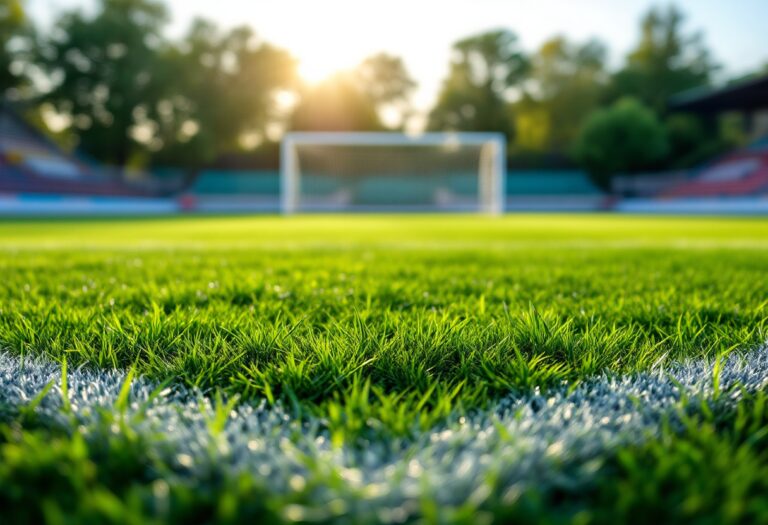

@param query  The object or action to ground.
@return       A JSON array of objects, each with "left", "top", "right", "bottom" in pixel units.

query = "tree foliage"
[
  {"left": 356, "top": 53, "right": 415, "bottom": 108},
  {"left": 290, "top": 54, "right": 416, "bottom": 132},
  {"left": 8, "top": 0, "right": 757, "bottom": 173},
  {"left": 35, "top": 1, "right": 295, "bottom": 167},
  {"left": 35, "top": 0, "right": 169, "bottom": 165},
  {"left": 356, "top": 52, "right": 416, "bottom": 128},
  {"left": 663, "top": 112, "right": 734, "bottom": 169},
  {"left": 428, "top": 30, "right": 528, "bottom": 137},
  {"left": 0, "top": 0, "right": 32, "bottom": 97},
  {"left": 515, "top": 36, "right": 607, "bottom": 154},
  {"left": 573, "top": 98, "right": 669, "bottom": 190},
  {"left": 608, "top": 5, "right": 718, "bottom": 112},
  {"left": 290, "top": 73, "right": 382, "bottom": 132},
  {"left": 151, "top": 19, "right": 295, "bottom": 166}
]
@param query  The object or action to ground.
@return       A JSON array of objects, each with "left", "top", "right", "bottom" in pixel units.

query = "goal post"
[{"left": 280, "top": 132, "right": 506, "bottom": 214}]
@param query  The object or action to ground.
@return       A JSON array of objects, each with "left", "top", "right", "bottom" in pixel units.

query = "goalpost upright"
[{"left": 280, "top": 132, "right": 506, "bottom": 215}]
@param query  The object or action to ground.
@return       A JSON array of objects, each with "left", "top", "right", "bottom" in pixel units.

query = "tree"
[
  {"left": 515, "top": 36, "right": 607, "bottom": 154},
  {"left": 290, "top": 72, "right": 382, "bottom": 132},
  {"left": 573, "top": 98, "right": 668, "bottom": 191},
  {"left": 289, "top": 53, "right": 415, "bottom": 133},
  {"left": 428, "top": 30, "right": 528, "bottom": 138},
  {"left": 355, "top": 52, "right": 416, "bottom": 129},
  {"left": 0, "top": 0, "right": 31, "bottom": 98},
  {"left": 151, "top": 19, "right": 295, "bottom": 167},
  {"left": 35, "top": 0, "right": 169, "bottom": 166},
  {"left": 35, "top": 4, "right": 295, "bottom": 168},
  {"left": 663, "top": 112, "right": 727, "bottom": 169},
  {"left": 608, "top": 5, "right": 718, "bottom": 112}
]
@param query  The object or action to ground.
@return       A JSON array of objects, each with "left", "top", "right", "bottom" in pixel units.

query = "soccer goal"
[{"left": 280, "top": 132, "right": 506, "bottom": 214}]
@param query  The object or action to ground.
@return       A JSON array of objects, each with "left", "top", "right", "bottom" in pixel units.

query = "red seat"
[{"left": 661, "top": 151, "right": 768, "bottom": 198}]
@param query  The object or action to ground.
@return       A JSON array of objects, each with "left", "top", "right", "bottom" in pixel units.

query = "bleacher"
[
  {"left": 190, "top": 170, "right": 280, "bottom": 195},
  {"left": 507, "top": 171, "right": 602, "bottom": 195},
  {"left": 0, "top": 160, "right": 150, "bottom": 196},
  {"left": 617, "top": 136, "right": 768, "bottom": 214},
  {"left": 505, "top": 170, "right": 607, "bottom": 210},
  {"left": 182, "top": 170, "right": 281, "bottom": 212},
  {"left": 661, "top": 140, "right": 768, "bottom": 198},
  {"left": 0, "top": 104, "right": 151, "bottom": 198}
]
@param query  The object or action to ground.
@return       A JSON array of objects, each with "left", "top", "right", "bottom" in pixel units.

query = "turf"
[{"left": 1, "top": 214, "right": 768, "bottom": 523}]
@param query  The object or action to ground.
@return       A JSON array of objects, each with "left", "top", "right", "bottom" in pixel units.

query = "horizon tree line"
[{"left": 1, "top": 0, "right": 765, "bottom": 187}]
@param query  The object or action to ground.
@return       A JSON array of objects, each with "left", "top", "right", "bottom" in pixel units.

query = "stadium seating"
[
  {"left": 184, "top": 168, "right": 608, "bottom": 212},
  {"left": 0, "top": 106, "right": 156, "bottom": 198},
  {"left": 189, "top": 169, "right": 603, "bottom": 198},
  {"left": 506, "top": 171, "right": 602, "bottom": 195},
  {"left": 189, "top": 170, "right": 280, "bottom": 195},
  {"left": 661, "top": 141, "right": 768, "bottom": 198},
  {"left": 0, "top": 158, "right": 150, "bottom": 196}
]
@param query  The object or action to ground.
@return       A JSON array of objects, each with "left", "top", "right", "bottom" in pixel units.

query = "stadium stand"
[
  {"left": 661, "top": 142, "right": 768, "bottom": 198},
  {"left": 617, "top": 136, "right": 768, "bottom": 214},
  {"left": 505, "top": 170, "right": 608, "bottom": 210},
  {"left": 0, "top": 102, "right": 152, "bottom": 198},
  {"left": 618, "top": 74, "right": 768, "bottom": 213},
  {"left": 4, "top": 73, "right": 764, "bottom": 215},
  {"left": 663, "top": 73, "right": 768, "bottom": 199},
  {"left": 181, "top": 170, "right": 281, "bottom": 213},
  {"left": 190, "top": 170, "right": 280, "bottom": 195}
]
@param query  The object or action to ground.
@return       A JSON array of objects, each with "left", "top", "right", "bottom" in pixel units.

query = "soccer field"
[{"left": 1, "top": 214, "right": 768, "bottom": 524}]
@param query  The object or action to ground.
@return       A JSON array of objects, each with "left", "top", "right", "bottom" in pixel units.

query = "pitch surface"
[{"left": 1, "top": 215, "right": 767, "bottom": 523}]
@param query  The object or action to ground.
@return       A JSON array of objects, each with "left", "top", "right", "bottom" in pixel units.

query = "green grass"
[
  {"left": 1, "top": 214, "right": 768, "bottom": 523},
  {"left": 2, "top": 215, "right": 767, "bottom": 419}
]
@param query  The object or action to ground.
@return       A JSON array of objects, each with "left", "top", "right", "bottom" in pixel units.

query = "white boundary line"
[{"left": 1, "top": 346, "right": 767, "bottom": 520}]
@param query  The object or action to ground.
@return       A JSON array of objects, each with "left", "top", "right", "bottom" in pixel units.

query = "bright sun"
[
  {"left": 295, "top": 43, "right": 357, "bottom": 84},
  {"left": 271, "top": 4, "right": 373, "bottom": 85},
  {"left": 298, "top": 60, "right": 344, "bottom": 85}
]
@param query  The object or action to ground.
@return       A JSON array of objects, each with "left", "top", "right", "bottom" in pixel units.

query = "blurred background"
[{"left": 1, "top": 0, "right": 767, "bottom": 215}]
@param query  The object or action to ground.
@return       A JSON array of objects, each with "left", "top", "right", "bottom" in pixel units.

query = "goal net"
[{"left": 280, "top": 132, "right": 506, "bottom": 214}]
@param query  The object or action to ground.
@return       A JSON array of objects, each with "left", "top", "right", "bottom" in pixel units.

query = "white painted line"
[{"left": 1, "top": 346, "right": 766, "bottom": 520}]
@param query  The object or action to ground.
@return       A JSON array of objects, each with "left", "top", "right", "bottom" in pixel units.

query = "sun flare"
[{"left": 295, "top": 44, "right": 357, "bottom": 84}]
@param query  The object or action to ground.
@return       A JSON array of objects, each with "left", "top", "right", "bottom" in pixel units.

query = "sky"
[{"left": 28, "top": 0, "right": 768, "bottom": 116}]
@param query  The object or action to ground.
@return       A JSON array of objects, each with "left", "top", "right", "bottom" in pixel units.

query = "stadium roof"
[{"left": 669, "top": 74, "right": 768, "bottom": 113}]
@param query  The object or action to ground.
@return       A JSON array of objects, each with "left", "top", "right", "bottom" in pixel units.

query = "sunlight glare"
[{"left": 296, "top": 42, "right": 357, "bottom": 84}]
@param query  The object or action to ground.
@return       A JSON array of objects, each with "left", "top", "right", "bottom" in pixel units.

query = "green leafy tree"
[
  {"left": 151, "top": 19, "right": 295, "bottom": 167},
  {"left": 515, "top": 36, "right": 607, "bottom": 154},
  {"left": 289, "top": 53, "right": 415, "bottom": 133},
  {"left": 608, "top": 5, "right": 718, "bottom": 112},
  {"left": 664, "top": 113, "right": 733, "bottom": 169},
  {"left": 0, "top": 0, "right": 31, "bottom": 97},
  {"left": 573, "top": 98, "right": 669, "bottom": 191},
  {"left": 35, "top": 0, "right": 169, "bottom": 165},
  {"left": 428, "top": 30, "right": 528, "bottom": 138},
  {"left": 290, "top": 72, "right": 382, "bottom": 132},
  {"left": 355, "top": 52, "right": 416, "bottom": 129}
]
